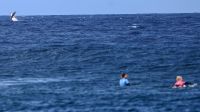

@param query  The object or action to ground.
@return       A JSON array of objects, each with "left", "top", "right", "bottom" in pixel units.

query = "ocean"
[{"left": 0, "top": 14, "right": 200, "bottom": 112}]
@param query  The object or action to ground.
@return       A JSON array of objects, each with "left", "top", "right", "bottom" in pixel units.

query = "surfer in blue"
[{"left": 119, "top": 73, "right": 130, "bottom": 87}]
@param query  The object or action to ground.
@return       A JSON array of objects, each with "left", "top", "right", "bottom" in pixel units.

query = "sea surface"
[{"left": 0, "top": 14, "right": 200, "bottom": 112}]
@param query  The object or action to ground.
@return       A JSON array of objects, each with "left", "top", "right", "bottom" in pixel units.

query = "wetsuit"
[
  {"left": 184, "top": 82, "right": 193, "bottom": 86},
  {"left": 119, "top": 78, "right": 130, "bottom": 87}
]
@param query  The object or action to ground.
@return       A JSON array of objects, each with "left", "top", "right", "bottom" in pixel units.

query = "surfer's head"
[
  {"left": 176, "top": 76, "right": 183, "bottom": 81},
  {"left": 121, "top": 73, "right": 128, "bottom": 78}
]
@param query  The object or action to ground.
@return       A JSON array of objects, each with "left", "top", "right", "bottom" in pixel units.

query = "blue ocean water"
[{"left": 0, "top": 14, "right": 200, "bottom": 112}]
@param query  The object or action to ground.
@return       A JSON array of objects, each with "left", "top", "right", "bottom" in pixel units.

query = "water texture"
[{"left": 0, "top": 14, "right": 200, "bottom": 112}]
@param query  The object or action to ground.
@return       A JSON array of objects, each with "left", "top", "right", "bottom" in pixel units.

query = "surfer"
[
  {"left": 10, "top": 11, "right": 18, "bottom": 22},
  {"left": 119, "top": 73, "right": 130, "bottom": 87},
  {"left": 173, "top": 76, "right": 197, "bottom": 88},
  {"left": 173, "top": 76, "right": 185, "bottom": 88}
]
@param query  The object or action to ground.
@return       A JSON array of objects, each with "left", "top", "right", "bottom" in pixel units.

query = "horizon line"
[{"left": 0, "top": 12, "right": 199, "bottom": 16}]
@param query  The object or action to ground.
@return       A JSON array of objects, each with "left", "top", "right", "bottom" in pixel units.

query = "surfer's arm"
[
  {"left": 126, "top": 83, "right": 130, "bottom": 86},
  {"left": 125, "top": 79, "right": 130, "bottom": 86}
]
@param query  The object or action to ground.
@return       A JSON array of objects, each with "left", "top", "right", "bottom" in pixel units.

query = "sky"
[{"left": 0, "top": 0, "right": 200, "bottom": 15}]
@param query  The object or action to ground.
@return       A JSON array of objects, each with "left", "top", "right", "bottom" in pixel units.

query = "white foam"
[
  {"left": 128, "top": 24, "right": 138, "bottom": 28},
  {"left": 0, "top": 78, "right": 69, "bottom": 87},
  {"left": 12, "top": 17, "right": 18, "bottom": 22},
  {"left": 188, "top": 83, "right": 198, "bottom": 88}
]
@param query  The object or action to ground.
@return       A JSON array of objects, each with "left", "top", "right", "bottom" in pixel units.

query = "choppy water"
[{"left": 0, "top": 14, "right": 200, "bottom": 112}]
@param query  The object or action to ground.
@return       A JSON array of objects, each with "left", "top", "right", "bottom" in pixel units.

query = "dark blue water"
[{"left": 0, "top": 14, "right": 200, "bottom": 112}]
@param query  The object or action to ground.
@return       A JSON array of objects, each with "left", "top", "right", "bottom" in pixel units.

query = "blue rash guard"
[{"left": 119, "top": 78, "right": 130, "bottom": 87}]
